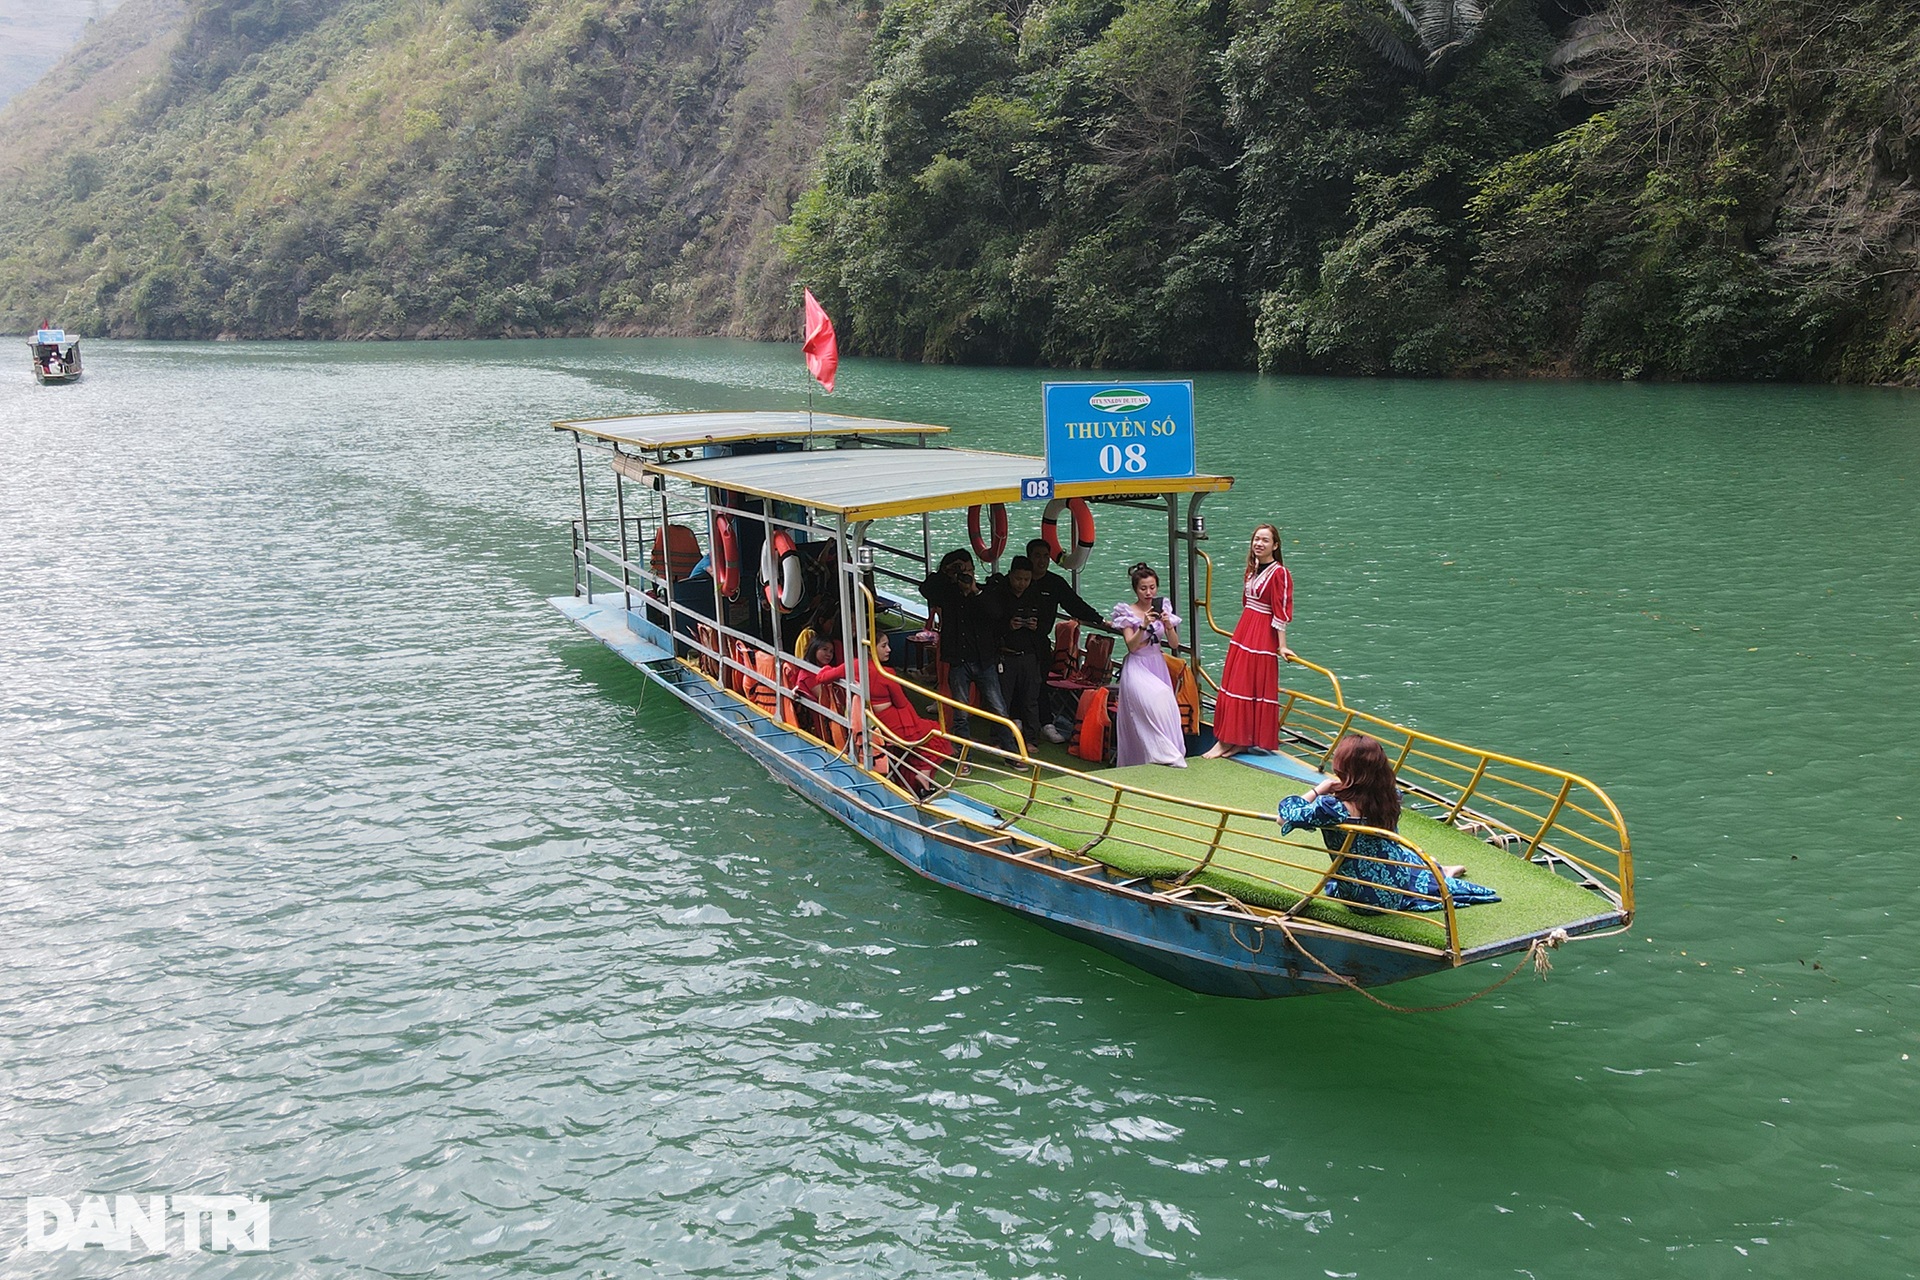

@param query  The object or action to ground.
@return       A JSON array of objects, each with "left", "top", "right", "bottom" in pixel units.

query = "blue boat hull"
[{"left": 552, "top": 595, "right": 1467, "bottom": 999}]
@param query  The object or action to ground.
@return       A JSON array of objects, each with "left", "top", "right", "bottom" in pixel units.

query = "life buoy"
[
  {"left": 712, "top": 514, "right": 741, "bottom": 599},
  {"left": 760, "top": 530, "right": 804, "bottom": 613},
  {"left": 1041, "top": 497, "right": 1096, "bottom": 572},
  {"left": 966, "top": 503, "right": 1008, "bottom": 563}
]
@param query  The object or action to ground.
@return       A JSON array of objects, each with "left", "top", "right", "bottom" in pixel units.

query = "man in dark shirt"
[
  {"left": 1024, "top": 537, "right": 1117, "bottom": 738},
  {"left": 918, "top": 549, "right": 1014, "bottom": 751},
  {"left": 1026, "top": 537, "right": 1110, "bottom": 639},
  {"left": 988, "top": 556, "right": 1066, "bottom": 745}
]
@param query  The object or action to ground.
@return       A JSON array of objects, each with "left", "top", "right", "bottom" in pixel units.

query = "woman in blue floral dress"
[{"left": 1276, "top": 734, "right": 1499, "bottom": 912}]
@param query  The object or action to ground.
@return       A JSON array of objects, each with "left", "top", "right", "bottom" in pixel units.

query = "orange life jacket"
[
  {"left": 777, "top": 658, "right": 804, "bottom": 729},
  {"left": 696, "top": 624, "right": 722, "bottom": 679},
  {"left": 1073, "top": 687, "right": 1111, "bottom": 763},
  {"left": 1163, "top": 654, "right": 1202, "bottom": 737},
  {"left": 729, "top": 639, "right": 779, "bottom": 715},
  {"left": 749, "top": 649, "right": 780, "bottom": 716}
]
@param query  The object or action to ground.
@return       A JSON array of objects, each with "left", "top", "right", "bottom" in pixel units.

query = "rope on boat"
[{"left": 1270, "top": 922, "right": 1573, "bottom": 1013}]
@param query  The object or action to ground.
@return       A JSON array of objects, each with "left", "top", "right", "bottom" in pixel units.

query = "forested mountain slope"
[
  {"left": 0, "top": 0, "right": 872, "bottom": 339},
  {"left": 2, "top": 0, "right": 1916, "bottom": 381},
  {"left": 0, "top": 0, "right": 133, "bottom": 110}
]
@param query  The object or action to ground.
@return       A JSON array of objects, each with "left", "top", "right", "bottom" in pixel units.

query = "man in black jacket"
[
  {"left": 1025, "top": 537, "right": 1110, "bottom": 640},
  {"left": 1025, "top": 537, "right": 1117, "bottom": 733},
  {"left": 988, "top": 556, "right": 1065, "bottom": 745},
  {"left": 918, "top": 549, "right": 1014, "bottom": 751}
]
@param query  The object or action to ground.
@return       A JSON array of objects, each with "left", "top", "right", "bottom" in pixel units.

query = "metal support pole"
[
  {"left": 1186, "top": 494, "right": 1210, "bottom": 672},
  {"left": 836, "top": 517, "right": 864, "bottom": 764},
  {"left": 764, "top": 505, "right": 783, "bottom": 661},
  {"left": 1164, "top": 495, "right": 1180, "bottom": 653},
  {"left": 573, "top": 432, "right": 592, "bottom": 603},
  {"left": 657, "top": 476, "right": 673, "bottom": 598},
  {"left": 613, "top": 456, "right": 633, "bottom": 614}
]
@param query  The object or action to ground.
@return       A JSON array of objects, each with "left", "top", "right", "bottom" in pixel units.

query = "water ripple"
[{"left": 3, "top": 342, "right": 1917, "bottom": 1276}]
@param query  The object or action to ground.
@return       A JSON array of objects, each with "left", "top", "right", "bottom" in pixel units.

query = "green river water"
[{"left": 2, "top": 338, "right": 1916, "bottom": 1277}]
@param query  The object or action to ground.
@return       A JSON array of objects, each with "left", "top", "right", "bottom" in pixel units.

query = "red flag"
[{"left": 802, "top": 288, "right": 838, "bottom": 394}]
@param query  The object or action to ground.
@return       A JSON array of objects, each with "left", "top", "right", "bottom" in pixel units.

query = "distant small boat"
[{"left": 28, "top": 328, "right": 82, "bottom": 384}]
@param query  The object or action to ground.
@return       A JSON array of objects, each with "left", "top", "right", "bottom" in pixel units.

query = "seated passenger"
[
  {"left": 793, "top": 638, "right": 840, "bottom": 738},
  {"left": 792, "top": 597, "right": 843, "bottom": 664},
  {"left": 795, "top": 633, "right": 952, "bottom": 795},
  {"left": 1276, "top": 734, "right": 1499, "bottom": 913}
]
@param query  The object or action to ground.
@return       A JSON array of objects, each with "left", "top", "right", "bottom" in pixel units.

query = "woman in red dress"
[
  {"left": 795, "top": 633, "right": 952, "bottom": 792},
  {"left": 1204, "top": 524, "right": 1293, "bottom": 758}
]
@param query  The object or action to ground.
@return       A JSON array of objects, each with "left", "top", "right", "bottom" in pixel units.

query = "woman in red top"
[
  {"left": 1204, "top": 524, "right": 1293, "bottom": 758},
  {"left": 795, "top": 633, "right": 952, "bottom": 791}
]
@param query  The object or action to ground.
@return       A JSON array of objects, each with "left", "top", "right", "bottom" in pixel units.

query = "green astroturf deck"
[{"left": 957, "top": 757, "right": 1614, "bottom": 952}]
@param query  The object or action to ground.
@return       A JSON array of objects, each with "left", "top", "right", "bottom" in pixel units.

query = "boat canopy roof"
[
  {"left": 649, "top": 445, "right": 1233, "bottom": 522},
  {"left": 554, "top": 410, "right": 947, "bottom": 452}
]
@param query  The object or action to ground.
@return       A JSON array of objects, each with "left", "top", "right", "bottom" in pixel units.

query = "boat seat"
[{"left": 650, "top": 524, "right": 703, "bottom": 581}]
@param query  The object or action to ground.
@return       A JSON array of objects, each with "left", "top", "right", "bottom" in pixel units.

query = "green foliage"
[
  {"left": 1229, "top": 0, "right": 1560, "bottom": 373},
  {"left": 0, "top": 0, "right": 1913, "bottom": 381},
  {"left": 1345, "top": 0, "right": 1497, "bottom": 84},
  {"left": 0, "top": 0, "right": 875, "bottom": 339},
  {"left": 788, "top": 0, "right": 1250, "bottom": 367},
  {"left": 1468, "top": 0, "right": 1920, "bottom": 380}
]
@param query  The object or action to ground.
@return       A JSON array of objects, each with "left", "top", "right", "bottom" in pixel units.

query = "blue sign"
[
  {"left": 1042, "top": 381, "right": 1196, "bottom": 484},
  {"left": 1019, "top": 476, "right": 1053, "bottom": 502}
]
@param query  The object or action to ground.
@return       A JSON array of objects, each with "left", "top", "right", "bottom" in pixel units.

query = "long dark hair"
[
  {"left": 1329, "top": 734, "right": 1400, "bottom": 831},
  {"left": 1245, "top": 524, "right": 1284, "bottom": 579}
]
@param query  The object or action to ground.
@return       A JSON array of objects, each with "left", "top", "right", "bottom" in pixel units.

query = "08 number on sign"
[{"left": 1041, "top": 381, "right": 1196, "bottom": 484}]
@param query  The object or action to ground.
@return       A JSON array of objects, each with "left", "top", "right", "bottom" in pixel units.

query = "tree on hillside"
[{"left": 1344, "top": 0, "right": 1495, "bottom": 85}]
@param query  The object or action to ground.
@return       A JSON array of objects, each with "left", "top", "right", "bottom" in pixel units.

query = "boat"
[
  {"left": 28, "top": 328, "right": 82, "bottom": 384},
  {"left": 545, "top": 409, "right": 1633, "bottom": 1000}
]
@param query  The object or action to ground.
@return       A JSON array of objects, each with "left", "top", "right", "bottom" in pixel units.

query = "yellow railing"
[
  {"left": 1271, "top": 687, "right": 1633, "bottom": 915},
  {"left": 849, "top": 686, "right": 1472, "bottom": 961},
  {"left": 1195, "top": 549, "right": 1345, "bottom": 708},
  {"left": 885, "top": 668, "right": 1029, "bottom": 764},
  {"left": 1192, "top": 550, "right": 1627, "bottom": 915},
  {"left": 698, "top": 568, "right": 1624, "bottom": 956},
  {"left": 853, "top": 582, "right": 1031, "bottom": 762}
]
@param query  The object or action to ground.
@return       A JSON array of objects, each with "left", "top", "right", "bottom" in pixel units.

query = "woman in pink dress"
[{"left": 1204, "top": 524, "right": 1293, "bottom": 758}]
